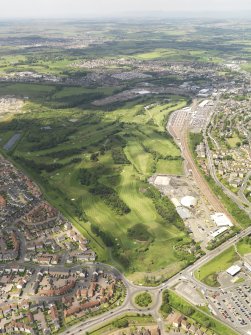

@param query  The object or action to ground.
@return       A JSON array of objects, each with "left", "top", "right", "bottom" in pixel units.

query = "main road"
[
  {"left": 58, "top": 99, "right": 251, "bottom": 335},
  {"left": 44, "top": 75, "right": 251, "bottom": 335}
]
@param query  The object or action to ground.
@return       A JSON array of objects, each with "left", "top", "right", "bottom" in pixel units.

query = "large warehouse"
[{"left": 210, "top": 213, "right": 233, "bottom": 227}]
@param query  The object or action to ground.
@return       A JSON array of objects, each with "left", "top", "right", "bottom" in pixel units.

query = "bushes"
[
  {"left": 127, "top": 223, "right": 152, "bottom": 241},
  {"left": 160, "top": 290, "right": 172, "bottom": 315},
  {"left": 90, "top": 152, "right": 99, "bottom": 161},
  {"left": 145, "top": 186, "right": 183, "bottom": 229},
  {"left": 46, "top": 147, "right": 85, "bottom": 159},
  {"left": 90, "top": 184, "right": 130, "bottom": 215},
  {"left": 115, "top": 253, "right": 130, "bottom": 268},
  {"left": 135, "top": 292, "right": 152, "bottom": 307},
  {"left": 30, "top": 128, "right": 75, "bottom": 151},
  {"left": 205, "top": 175, "right": 250, "bottom": 229},
  {"left": 15, "top": 156, "right": 79, "bottom": 174},
  {"left": 79, "top": 165, "right": 109, "bottom": 186},
  {"left": 112, "top": 147, "right": 130, "bottom": 164},
  {"left": 79, "top": 168, "right": 96, "bottom": 186},
  {"left": 113, "top": 318, "right": 129, "bottom": 329},
  {"left": 91, "top": 224, "right": 115, "bottom": 247},
  {"left": 142, "top": 143, "right": 181, "bottom": 161},
  {"left": 167, "top": 290, "right": 238, "bottom": 335},
  {"left": 189, "top": 132, "right": 203, "bottom": 151},
  {"left": 154, "top": 202, "right": 178, "bottom": 223},
  {"left": 15, "top": 156, "right": 63, "bottom": 173},
  {"left": 207, "top": 227, "right": 239, "bottom": 250},
  {"left": 173, "top": 239, "right": 199, "bottom": 263}
]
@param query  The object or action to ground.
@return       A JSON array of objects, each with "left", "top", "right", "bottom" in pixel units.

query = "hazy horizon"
[{"left": 1, "top": 0, "right": 251, "bottom": 19}]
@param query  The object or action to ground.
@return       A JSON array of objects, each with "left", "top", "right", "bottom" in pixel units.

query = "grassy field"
[
  {"left": 0, "top": 82, "right": 119, "bottom": 107},
  {"left": 0, "top": 87, "right": 198, "bottom": 283},
  {"left": 241, "top": 62, "right": 251, "bottom": 72},
  {"left": 133, "top": 48, "right": 223, "bottom": 63},
  {"left": 226, "top": 133, "right": 241, "bottom": 148},
  {"left": 156, "top": 159, "right": 183, "bottom": 175},
  {"left": 89, "top": 314, "right": 155, "bottom": 335},
  {"left": 195, "top": 247, "right": 239, "bottom": 287},
  {"left": 237, "top": 236, "right": 251, "bottom": 255},
  {"left": 195, "top": 236, "right": 251, "bottom": 286},
  {"left": 0, "top": 82, "right": 57, "bottom": 98}
]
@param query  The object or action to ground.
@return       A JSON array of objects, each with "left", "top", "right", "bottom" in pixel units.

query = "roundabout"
[{"left": 133, "top": 291, "right": 155, "bottom": 310}]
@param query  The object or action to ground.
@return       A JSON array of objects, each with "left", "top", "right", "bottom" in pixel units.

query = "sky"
[{"left": 1, "top": 0, "right": 251, "bottom": 18}]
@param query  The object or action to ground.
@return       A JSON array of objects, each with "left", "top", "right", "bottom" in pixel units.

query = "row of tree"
[
  {"left": 145, "top": 186, "right": 184, "bottom": 229},
  {"left": 90, "top": 184, "right": 130, "bottom": 215}
]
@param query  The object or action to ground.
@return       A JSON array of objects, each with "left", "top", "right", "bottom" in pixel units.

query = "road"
[
  {"left": 57, "top": 222, "right": 251, "bottom": 335},
  {"left": 205, "top": 124, "right": 251, "bottom": 218},
  {"left": 205, "top": 137, "right": 251, "bottom": 217},
  {"left": 3, "top": 98, "right": 249, "bottom": 335},
  {"left": 58, "top": 95, "right": 251, "bottom": 335},
  {"left": 238, "top": 171, "right": 251, "bottom": 205}
]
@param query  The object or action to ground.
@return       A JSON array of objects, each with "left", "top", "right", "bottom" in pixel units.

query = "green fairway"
[
  {"left": 2, "top": 17, "right": 251, "bottom": 334},
  {"left": 0, "top": 91, "right": 197, "bottom": 282},
  {"left": 124, "top": 142, "right": 154, "bottom": 175},
  {"left": 51, "top": 86, "right": 116, "bottom": 99},
  {"left": 156, "top": 159, "right": 183, "bottom": 175}
]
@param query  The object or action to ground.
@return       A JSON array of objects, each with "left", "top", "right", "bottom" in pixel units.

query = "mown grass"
[
  {"left": 89, "top": 313, "right": 155, "bottom": 335},
  {"left": 195, "top": 236, "right": 251, "bottom": 287},
  {"left": 236, "top": 236, "right": 251, "bottom": 256},
  {"left": 195, "top": 247, "right": 239, "bottom": 287},
  {"left": 226, "top": 133, "right": 241, "bottom": 148},
  {"left": 0, "top": 86, "right": 192, "bottom": 282},
  {"left": 156, "top": 159, "right": 183, "bottom": 175},
  {"left": 0, "top": 82, "right": 57, "bottom": 98}
]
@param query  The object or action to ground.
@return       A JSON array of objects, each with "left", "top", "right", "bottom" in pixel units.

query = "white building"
[
  {"left": 226, "top": 265, "right": 241, "bottom": 276},
  {"left": 210, "top": 213, "right": 233, "bottom": 227},
  {"left": 210, "top": 226, "right": 229, "bottom": 238},
  {"left": 181, "top": 196, "right": 197, "bottom": 208}
]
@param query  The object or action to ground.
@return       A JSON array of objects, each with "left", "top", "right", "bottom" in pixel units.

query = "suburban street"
[
  {"left": 57, "top": 98, "right": 251, "bottom": 335},
  {"left": 57, "top": 224, "right": 251, "bottom": 335},
  {"left": 205, "top": 125, "right": 251, "bottom": 218}
]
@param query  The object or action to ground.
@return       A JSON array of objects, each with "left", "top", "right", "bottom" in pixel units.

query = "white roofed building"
[
  {"left": 226, "top": 265, "right": 241, "bottom": 276},
  {"left": 210, "top": 213, "right": 233, "bottom": 227},
  {"left": 181, "top": 196, "right": 197, "bottom": 208},
  {"left": 154, "top": 175, "right": 170, "bottom": 186},
  {"left": 210, "top": 226, "right": 229, "bottom": 238},
  {"left": 171, "top": 198, "right": 181, "bottom": 208}
]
